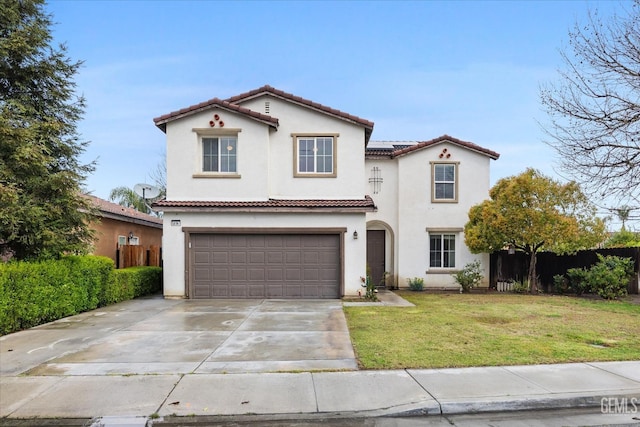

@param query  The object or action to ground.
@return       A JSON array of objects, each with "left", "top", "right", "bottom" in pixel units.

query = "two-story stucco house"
[{"left": 153, "top": 85, "right": 499, "bottom": 299}]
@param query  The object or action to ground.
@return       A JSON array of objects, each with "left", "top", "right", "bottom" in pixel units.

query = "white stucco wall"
[
  {"left": 237, "top": 96, "right": 367, "bottom": 199},
  {"left": 365, "top": 158, "right": 400, "bottom": 287},
  {"left": 366, "top": 142, "right": 494, "bottom": 290},
  {"left": 165, "top": 109, "right": 271, "bottom": 201},
  {"left": 162, "top": 211, "right": 367, "bottom": 298}
]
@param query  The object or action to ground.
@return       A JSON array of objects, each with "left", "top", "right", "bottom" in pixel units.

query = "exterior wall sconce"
[
  {"left": 353, "top": 231, "right": 358, "bottom": 240},
  {"left": 508, "top": 244, "right": 515, "bottom": 255},
  {"left": 129, "top": 231, "right": 134, "bottom": 240}
]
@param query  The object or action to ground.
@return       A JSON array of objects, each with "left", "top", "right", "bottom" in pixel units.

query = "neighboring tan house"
[
  {"left": 152, "top": 85, "right": 499, "bottom": 299},
  {"left": 87, "top": 195, "right": 163, "bottom": 266}
]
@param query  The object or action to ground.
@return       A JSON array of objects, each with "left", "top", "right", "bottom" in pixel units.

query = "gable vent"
[{"left": 264, "top": 101, "right": 270, "bottom": 114}]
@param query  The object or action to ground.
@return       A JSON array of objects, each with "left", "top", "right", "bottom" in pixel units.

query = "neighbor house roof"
[
  {"left": 153, "top": 97, "right": 279, "bottom": 133},
  {"left": 153, "top": 196, "right": 377, "bottom": 213},
  {"left": 153, "top": 85, "right": 374, "bottom": 143},
  {"left": 366, "top": 135, "right": 500, "bottom": 160},
  {"left": 86, "top": 195, "right": 163, "bottom": 228}
]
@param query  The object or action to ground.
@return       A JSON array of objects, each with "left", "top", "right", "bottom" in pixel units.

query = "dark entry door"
[{"left": 367, "top": 230, "right": 385, "bottom": 288}]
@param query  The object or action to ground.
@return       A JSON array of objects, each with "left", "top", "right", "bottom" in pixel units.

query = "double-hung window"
[
  {"left": 203, "top": 137, "right": 237, "bottom": 173},
  {"left": 293, "top": 134, "right": 337, "bottom": 177},
  {"left": 432, "top": 163, "right": 458, "bottom": 202},
  {"left": 429, "top": 233, "right": 456, "bottom": 268}
]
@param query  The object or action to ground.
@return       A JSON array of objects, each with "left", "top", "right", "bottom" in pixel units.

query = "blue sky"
[{"left": 46, "top": 0, "right": 629, "bottom": 227}]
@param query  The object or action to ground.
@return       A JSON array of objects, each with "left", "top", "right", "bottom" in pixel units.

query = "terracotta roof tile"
[
  {"left": 153, "top": 196, "right": 376, "bottom": 212},
  {"left": 85, "top": 195, "right": 163, "bottom": 226},
  {"left": 367, "top": 135, "right": 500, "bottom": 160},
  {"left": 226, "top": 85, "right": 375, "bottom": 133},
  {"left": 153, "top": 97, "right": 279, "bottom": 132}
]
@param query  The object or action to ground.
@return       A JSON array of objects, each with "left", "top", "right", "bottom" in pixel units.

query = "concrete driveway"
[{"left": 0, "top": 296, "right": 357, "bottom": 377}]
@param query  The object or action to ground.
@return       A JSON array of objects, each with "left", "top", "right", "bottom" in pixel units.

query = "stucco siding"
[
  {"left": 369, "top": 142, "right": 493, "bottom": 289},
  {"left": 165, "top": 109, "right": 271, "bottom": 201},
  {"left": 238, "top": 96, "right": 366, "bottom": 199}
]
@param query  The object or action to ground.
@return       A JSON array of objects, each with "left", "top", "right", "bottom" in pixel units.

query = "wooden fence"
[
  {"left": 116, "top": 245, "right": 161, "bottom": 269},
  {"left": 490, "top": 247, "right": 640, "bottom": 294}
]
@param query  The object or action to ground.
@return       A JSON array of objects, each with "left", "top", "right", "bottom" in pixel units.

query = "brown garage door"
[{"left": 190, "top": 234, "right": 341, "bottom": 299}]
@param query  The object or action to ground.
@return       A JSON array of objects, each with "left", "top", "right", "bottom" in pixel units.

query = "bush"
[
  {"left": 452, "top": 260, "right": 484, "bottom": 293},
  {"left": 566, "top": 267, "right": 590, "bottom": 295},
  {"left": 108, "top": 267, "right": 162, "bottom": 304},
  {"left": 586, "top": 254, "right": 633, "bottom": 300},
  {"left": 553, "top": 274, "right": 569, "bottom": 295},
  {"left": 0, "top": 256, "right": 161, "bottom": 335},
  {"left": 565, "top": 255, "right": 633, "bottom": 300},
  {"left": 511, "top": 280, "right": 530, "bottom": 294},
  {"left": 407, "top": 277, "right": 424, "bottom": 291}
]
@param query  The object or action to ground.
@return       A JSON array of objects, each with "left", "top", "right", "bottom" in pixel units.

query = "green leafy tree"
[
  {"left": 464, "top": 169, "right": 606, "bottom": 293},
  {"left": 603, "top": 229, "right": 640, "bottom": 248},
  {"left": 0, "top": 0, "right": 96, "bottom": 260}
]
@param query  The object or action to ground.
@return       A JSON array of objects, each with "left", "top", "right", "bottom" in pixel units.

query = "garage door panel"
[
  {"left": 194, "top": 268, "right": 210, "bottom": 280},
  {"left": 194, "top": 252, "right": 210, "bottom": 264},
  {"left": 248, "top": 252, "right": 265, "bottom": 264},
  {"left": 230, "top": 268, "right": 246, "bottom": 281},
  {"left": 190, "top": 234, "right": 340, "bottom": 299},
  {"left": 267, "top": 268, "right": 283, "bottom": 281},
  {"left": 230, "top": 252, "right": 247, "bottom": 263}
]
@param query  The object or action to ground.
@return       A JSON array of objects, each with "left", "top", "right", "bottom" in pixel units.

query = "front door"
[{"left": 366, "top": 230, "right": 385, "bottom": 288}]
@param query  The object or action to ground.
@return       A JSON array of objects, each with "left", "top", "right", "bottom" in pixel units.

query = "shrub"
[
  {"left": 586, "top": 254, "right": 633, "bottom": 300},
  {"left": 0, "top": 256, "right": 161, "bottom": 335},
  {"left": 407, "top": 277, "right": 424, "bottom": 291},
  {"left": 107, "top": 267, "right": 162, "bottom": 304},
  {"left": 553, "top": 274, "right": 569, "bottom": 295},
  {"left": 452, "top": 260, "right": 484, "bottom": 293},
  {"left": 511, "top": 280, "right": 530, "bottom": 294},
  {"left": 566, "top": 267, "right": 590, "bottom": 295}
]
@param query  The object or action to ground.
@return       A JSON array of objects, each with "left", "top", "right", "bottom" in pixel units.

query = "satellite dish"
[{"left": 134, "top": 183, "right": 161, "bottom": 199}]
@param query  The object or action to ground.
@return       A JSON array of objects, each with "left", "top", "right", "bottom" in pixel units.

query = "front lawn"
[{"left": 343, "top": 292, "right": 640, "bottom": 369}]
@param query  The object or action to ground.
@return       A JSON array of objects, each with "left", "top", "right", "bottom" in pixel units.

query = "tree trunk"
[{"left": 528, "top": 251, "right": 538, "bottom": 294}]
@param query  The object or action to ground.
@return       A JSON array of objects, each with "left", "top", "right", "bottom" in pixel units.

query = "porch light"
[{"left": 353, "top": 231, "right": 358, "bottom": 240}]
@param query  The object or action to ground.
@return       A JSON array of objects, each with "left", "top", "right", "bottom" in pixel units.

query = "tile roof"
[
  {"left": 152, "top": 85, "right": 374, "bottom": 142},
  {"left": 153, "top": 97, "right": 279, "bottom": 133},
  {"left": 86, "top": 195, "right": 163, "bottom": 227},
  {"left": 366, "top": 135, "right": 500, "bottom": 160},
  {"left": 226, "top": 85, "right": 374, "bottom": 142},
  {"left": 153, "top": 196, "right": 376, "bottom": 212}
]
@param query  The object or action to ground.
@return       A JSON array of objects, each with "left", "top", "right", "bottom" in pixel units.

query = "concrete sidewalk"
[
  {"left": 1, "top": 361, "right": 639, "bottom": 424},
  {"left": 0, "top": 294, "right": 639, "bottom": 425}
]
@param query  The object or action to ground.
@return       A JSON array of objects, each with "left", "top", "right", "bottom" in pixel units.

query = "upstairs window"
[
  {"left": 432, "top": 163, "right": 458, "bottom": 202},
  {"left": 203, "top": 137, "right": 237, "bottom": 173},
  {"left": 293, "top": 134, "right": 337, "bottom": 177}
]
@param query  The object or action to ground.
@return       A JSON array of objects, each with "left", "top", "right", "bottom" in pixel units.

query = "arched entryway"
[{"left": 366, "top": 221, "right": 394, "bottom": 288}]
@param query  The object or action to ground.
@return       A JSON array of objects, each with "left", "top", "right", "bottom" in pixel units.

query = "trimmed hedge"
[{"left": 0, "top": 256, "right": 162, "bottom": 335}]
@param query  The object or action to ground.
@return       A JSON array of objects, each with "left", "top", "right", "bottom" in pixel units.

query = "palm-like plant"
[{"left": 109, "top": 186, "right": 151, "bottom": 214}]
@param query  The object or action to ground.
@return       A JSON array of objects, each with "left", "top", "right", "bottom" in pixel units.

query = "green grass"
[{"left": 343, "top": 292, "right": 640, "bottom": 369}]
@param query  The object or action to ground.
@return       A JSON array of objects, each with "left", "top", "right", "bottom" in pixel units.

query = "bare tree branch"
[{"left": 539, "top": 1, "right": 640, "bottom": 214}]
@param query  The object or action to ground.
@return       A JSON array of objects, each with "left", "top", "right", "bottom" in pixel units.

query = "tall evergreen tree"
[{"left": 0, "top": 0, "right": 96, "bottom": 260}]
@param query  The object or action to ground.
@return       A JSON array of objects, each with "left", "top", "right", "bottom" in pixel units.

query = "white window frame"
[
  {"left": 292, "top": 133, "right": 338, "bottom": 178},
  {"left": 202, "top": 136, "right": 237, "bottom": 173},
  {"left": 428, "top": 231, "right": 457, "bottom": 269},
  {"left": 192, "top": 128, "right": 242, "bottom": 179},
  {"left": 431, "top": 162, "right": 459, "bottom": 203}
]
